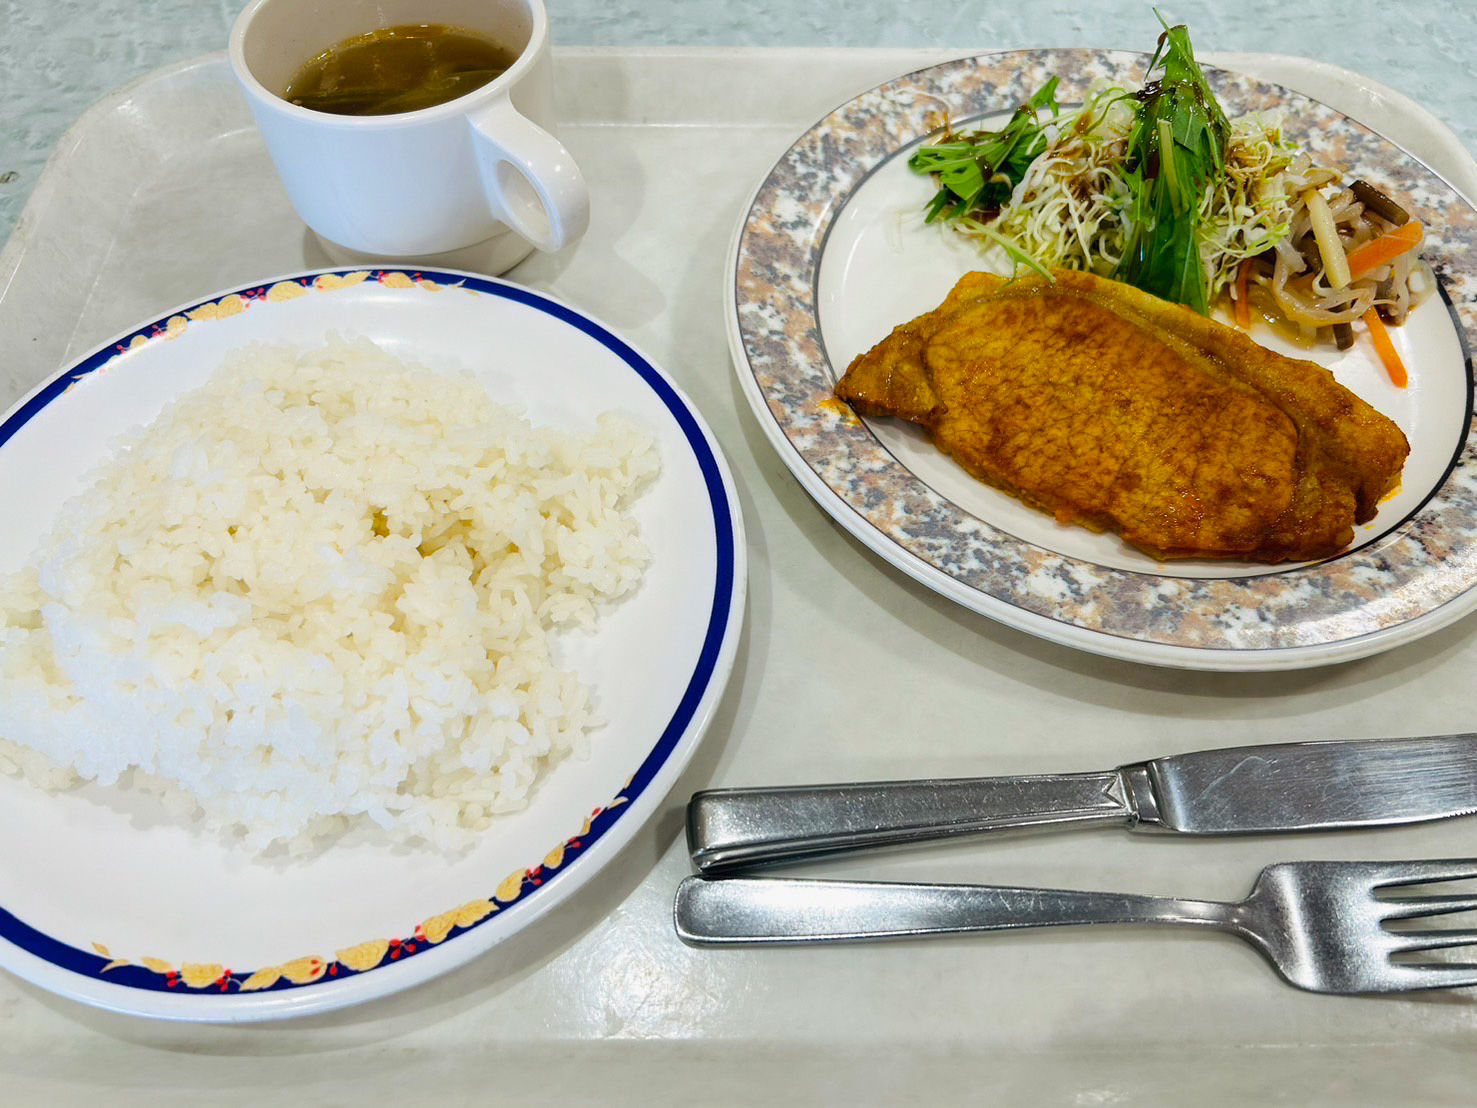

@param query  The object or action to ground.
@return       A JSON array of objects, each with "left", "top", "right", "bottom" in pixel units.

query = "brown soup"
[{"left": 283, "top": 24, "right": 519, "bottom": 116}]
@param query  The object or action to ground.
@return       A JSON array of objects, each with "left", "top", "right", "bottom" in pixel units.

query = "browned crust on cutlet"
[{"left": 834, "top": 269, "right": 1410, "bottom": 563}]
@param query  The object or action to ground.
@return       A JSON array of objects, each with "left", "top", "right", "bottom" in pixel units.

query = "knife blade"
[{"left": 686, "top": 734, "right": 1477, "bottom": 873}]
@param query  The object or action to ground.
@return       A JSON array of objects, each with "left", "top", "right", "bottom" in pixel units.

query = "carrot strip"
[
  {"left": 1346, "top": 220, "right": 1424, "bottom": 280},
  {"left": 1234, "top": 257, "right": 1252, "bottom": 328},
  {"left": 1364, "top": 308, "right": 1408, "bottom": 388}
]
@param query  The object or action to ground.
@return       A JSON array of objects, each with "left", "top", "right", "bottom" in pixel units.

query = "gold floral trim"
[
  {"left": 86, "top": 269, "right": 465, "bottom": 366},
  {"left": 96, "top": 794, "right": 629, "bottom": 993}
]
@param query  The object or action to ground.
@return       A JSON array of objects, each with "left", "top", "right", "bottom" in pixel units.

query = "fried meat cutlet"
[{"left": 834, "top": 269, "right": 1409, "bottom": 562}]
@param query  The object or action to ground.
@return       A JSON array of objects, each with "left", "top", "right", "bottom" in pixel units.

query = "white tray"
[{"left": 5, "top": 47, "right": 1477, "bottom": 1104}]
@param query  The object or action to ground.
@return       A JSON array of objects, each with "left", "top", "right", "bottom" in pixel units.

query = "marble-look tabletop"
[{"left": 2, "top": 0, "right": 1474, "bottom": 240}]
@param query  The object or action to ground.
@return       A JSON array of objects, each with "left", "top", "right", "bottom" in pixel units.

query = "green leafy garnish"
[
  {"left": 1113, "top": 20, "right": 1231, "bottom": 313},
  {"left": 909, "top": 78, "right": 1062, "bottom": 223},
  {"left": 906, "top": 17, "right": 1245, "bottom": 315}
]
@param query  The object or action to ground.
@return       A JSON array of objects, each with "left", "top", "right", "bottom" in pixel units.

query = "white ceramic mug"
[{"left": 228, "top": 0, "right": 589, "bottom": 271}]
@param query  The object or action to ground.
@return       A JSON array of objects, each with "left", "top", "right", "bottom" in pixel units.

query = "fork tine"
[
  {"left": 1368, "top": 859, "right": 1477, "bottom": 888},
  {"left": 1391, "top": 930, "right": 1477, "bottom": 953},
  {"left": 1379, "top": 894, "right": 1477, "bottom": 921},
  {"left": 1383, "top": 963, "right": 1477, "bottom": 992}
]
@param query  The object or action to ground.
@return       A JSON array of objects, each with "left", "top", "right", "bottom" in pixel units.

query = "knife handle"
[{"left": 686, "top": 772, "right": 1133, "bottom": 873}]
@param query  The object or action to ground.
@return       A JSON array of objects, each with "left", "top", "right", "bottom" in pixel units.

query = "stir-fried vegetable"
[
  {"left": 1364, "top": 307, "right": 1409, "bottom": 387},
  {"left": 1303, "top": 187, "right": 1352, "bottom": 290},
  {"left": 1345, "top": 221, "right": 1424, "bottom": 281},
  {"left": 1234, "top": 257, "right": 1253, "bottom": 328}
]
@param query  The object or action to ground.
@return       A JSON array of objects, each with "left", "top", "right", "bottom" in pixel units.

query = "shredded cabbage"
[{"left": 936, "top": 92, "right": 1329, "bottom": 304}]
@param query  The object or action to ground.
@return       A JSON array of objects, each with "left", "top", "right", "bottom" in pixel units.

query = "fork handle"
[
  {"left": 674, "top": 876, "right": 1232, "bottom": 945},
  {"left": 686, "top": 772, "right": 1133, "bottom": 873}
]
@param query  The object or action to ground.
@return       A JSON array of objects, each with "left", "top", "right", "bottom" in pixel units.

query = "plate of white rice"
[{"left": 0, "top": 268, "right": 744, "bottom": 1020}]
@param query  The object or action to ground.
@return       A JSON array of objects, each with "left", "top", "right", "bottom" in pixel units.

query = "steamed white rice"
[{"left": 0, "top": 336, "right": 658, "bottom": 851}]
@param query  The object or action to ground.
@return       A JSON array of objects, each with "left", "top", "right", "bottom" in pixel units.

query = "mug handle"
[{"left": 466, "top": 96, "right": 590, "bottom": 252}]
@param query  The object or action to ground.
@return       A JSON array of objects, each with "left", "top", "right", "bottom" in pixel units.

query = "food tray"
[{"left": 5, "top": 47, "right": 1477, "bottom": 1103}]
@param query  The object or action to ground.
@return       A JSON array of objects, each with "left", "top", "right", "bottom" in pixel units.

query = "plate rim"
[
  {"left": 0, "top": 266, "right": 748, "bottom": 1020},
  {"left": 726, "top": 46, "right": 1477, "bottom": 671}
]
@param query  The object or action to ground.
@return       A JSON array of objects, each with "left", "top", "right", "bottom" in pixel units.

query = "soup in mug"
[{"left": 283, "top": 24, "right": 519, "bottom": 116}]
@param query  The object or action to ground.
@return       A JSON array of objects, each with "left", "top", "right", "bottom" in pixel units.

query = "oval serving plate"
[
  {"left": 727, "top": 48, "right": 1477, "bottom": 670},
  {"left": 0, "top": 268, "right": 745, "bottom": 1020}
]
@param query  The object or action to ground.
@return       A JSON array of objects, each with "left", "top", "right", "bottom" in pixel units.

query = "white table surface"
[{"left": 4, "top": 4, "right": 1477, "bottom": 1106}]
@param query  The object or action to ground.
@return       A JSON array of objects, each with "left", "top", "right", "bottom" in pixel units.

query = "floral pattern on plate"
[{"left": 89, "top": 794, "right": 628, "bottom": 994}]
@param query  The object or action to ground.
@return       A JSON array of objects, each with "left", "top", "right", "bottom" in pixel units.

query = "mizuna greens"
[
  {"left": 1115, "top": 23, "right": 1230, "bottom": 314},
  {"left": 907, "top": 79, "right": 1063, "bottom": 276},
  {"left": 909, "top": 78, "right": 1061, "bottom": 225}
]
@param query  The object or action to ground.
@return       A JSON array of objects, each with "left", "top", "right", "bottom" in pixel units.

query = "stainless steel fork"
[{"left": 674, "top": 860, "right": 1477, "bottom": 994}]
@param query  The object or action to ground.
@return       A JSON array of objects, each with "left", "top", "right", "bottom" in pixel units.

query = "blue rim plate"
[{"left": 0, "top": 268, "right": 745, "bottom": 1021}]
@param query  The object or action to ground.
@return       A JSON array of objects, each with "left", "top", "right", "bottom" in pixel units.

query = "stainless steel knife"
[{"left": 686, "top": 734, "right": 1477, "bottom": 873}]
